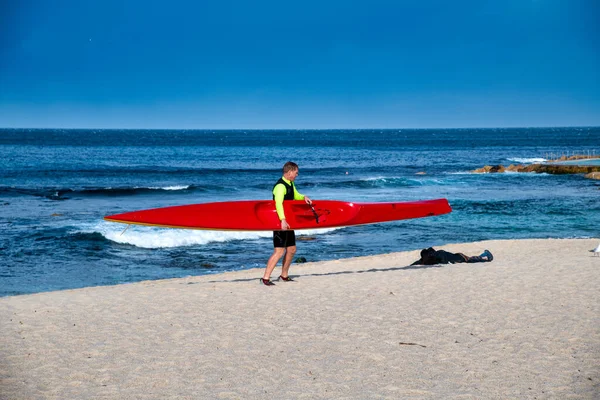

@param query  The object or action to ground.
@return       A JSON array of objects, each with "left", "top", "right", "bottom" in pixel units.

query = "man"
[{"left": 260, "top": 161, "right": 312, "bottom": 286}]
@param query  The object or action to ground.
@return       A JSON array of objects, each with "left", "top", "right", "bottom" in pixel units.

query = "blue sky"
[{"left": 1, "top": 0, "right": 598, "bottom": 129}]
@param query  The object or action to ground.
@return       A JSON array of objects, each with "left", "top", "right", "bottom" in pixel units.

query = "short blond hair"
[{"left": 283, "top": 161, "right": 299, "bottom": 174}]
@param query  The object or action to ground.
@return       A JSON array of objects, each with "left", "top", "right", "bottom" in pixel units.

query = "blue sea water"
[{"left": 1, "top": 127, "right": 599, "bottom": 297}]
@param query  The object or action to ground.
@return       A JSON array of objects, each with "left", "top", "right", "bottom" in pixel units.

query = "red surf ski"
[{"left": 104, "top": 199, "right": 451, "bottom": 231}]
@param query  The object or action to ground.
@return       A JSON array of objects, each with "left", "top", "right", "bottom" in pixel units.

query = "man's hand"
[
  {"left": 304, "top": 196, "right": 312, "bottom": 205},
  {"left": 281, "top": 219, "right": 290, "bottom": 230}
]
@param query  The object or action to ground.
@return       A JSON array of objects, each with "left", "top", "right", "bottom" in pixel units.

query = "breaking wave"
[{"left": 80, "top": 222, "right": 339, "bottom": 249}]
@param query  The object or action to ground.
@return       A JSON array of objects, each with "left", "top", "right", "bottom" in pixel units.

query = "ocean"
[{"left": 1, "top": 127, "right": 599, "bottom": 297}]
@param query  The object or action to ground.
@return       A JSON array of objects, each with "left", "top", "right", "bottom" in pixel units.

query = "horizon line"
[{"left": 1, "top": 125, "right": 599, "bottom": 131}]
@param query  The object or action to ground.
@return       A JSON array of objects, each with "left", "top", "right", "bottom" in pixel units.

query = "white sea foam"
[
  {"left": 138, "top": 185, "right": 191, "bottom": 191},
  {"left": 361, "top": 176, "right": 415, "bottom": 185},
  {"left": 363, "top": 176, "right": 387, "bottom": 181},
  {"left": 84, "top": 222, "right": 338, "bottom": 249},
  {"left": 506, "top": 157, "right": 547, "bottom": 164},
  {"left": 106, "top": 228, "right": 272, "bottom": 248}
]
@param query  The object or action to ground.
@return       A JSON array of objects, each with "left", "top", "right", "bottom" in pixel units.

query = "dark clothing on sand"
[{"left": 411, "top": 247, "right": 492, "bottom": 265}]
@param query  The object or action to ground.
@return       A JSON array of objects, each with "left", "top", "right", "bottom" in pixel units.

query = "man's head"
[
  {"left": 283, "top": 161, "right": 299, "bottom": 181},
  {"left": 420, "top": 247, "right": 436, "bottom": 264}
]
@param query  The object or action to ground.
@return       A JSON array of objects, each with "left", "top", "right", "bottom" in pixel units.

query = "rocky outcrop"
[
  {"left": 473, "top": 165, "right": 506, "bottom": 173},
  {"left": 473, "top": 163, "right": 600, "bottom": 179}
]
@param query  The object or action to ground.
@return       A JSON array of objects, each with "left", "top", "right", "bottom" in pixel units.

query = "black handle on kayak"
[{"left": 309, "top": 203, "right": 319, "bottom": 224}]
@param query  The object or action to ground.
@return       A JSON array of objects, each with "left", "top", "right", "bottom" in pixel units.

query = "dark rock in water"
[
  {"left": 473, "top": 165, "right": 505, "bottom": 173},
  {"left": 200, "top": 262, "right": 217, "bottom": 269},
  {"left": 295, "top": 257, "right": 307, "bottom": 263},
  {"left": 532, "top": 164, "right": 600, "bottom": 175},
  {"left": 585, "top": 172, "right": 600, "bottom": 180},
  {"left": 297, "top": 236, "right": 316, "bottom": 241}
]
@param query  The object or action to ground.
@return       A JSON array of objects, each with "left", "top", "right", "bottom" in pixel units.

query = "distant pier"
[{"left": 544, "top": 151, "right": 598, "bottom": 163}]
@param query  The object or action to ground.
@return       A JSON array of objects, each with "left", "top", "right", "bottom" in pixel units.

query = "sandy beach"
[{"left": 1, "top": 238, "right": 599, "bottom": 399}]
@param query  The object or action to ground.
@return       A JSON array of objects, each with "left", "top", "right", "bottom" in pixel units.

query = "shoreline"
[
  {"left": 5, "top": 233, "right": 600, "bottom": 299},
  {"left": 2, "top": 238, "right": 599, "bottom": 399}
]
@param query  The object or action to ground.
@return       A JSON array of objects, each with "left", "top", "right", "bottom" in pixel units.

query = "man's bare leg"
[
  {"left": 263, "top": 248, "right": 286, "bottom": 280},
  {"left": 280, "top": 245, "right": 297, "bottom": 278}
]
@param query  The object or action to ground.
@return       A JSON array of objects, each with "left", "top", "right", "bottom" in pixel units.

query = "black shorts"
[{"left": 273, "top": 230, "right": 296, "bottom": 248}]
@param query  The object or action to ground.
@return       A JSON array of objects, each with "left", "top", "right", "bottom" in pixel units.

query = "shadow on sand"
[{"left": 188, "top": 263, "right": 451, "bottom": 285}]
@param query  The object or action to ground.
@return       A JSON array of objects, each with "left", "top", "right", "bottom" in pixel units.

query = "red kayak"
[{"left": 104, "top": 199, "right": 451, "bottom": 231}]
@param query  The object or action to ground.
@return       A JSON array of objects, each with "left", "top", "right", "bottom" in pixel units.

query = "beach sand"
[{"left": 1, "top": 239, "right": 599, "bottom": 399}]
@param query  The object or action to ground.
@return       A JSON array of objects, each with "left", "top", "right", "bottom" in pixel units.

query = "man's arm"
[
  {"left": 273, "top": 184, "right": 287, "bottom": 221},
  {"left": 293, "top": 185, "right": 312, "bottom": 204}
]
